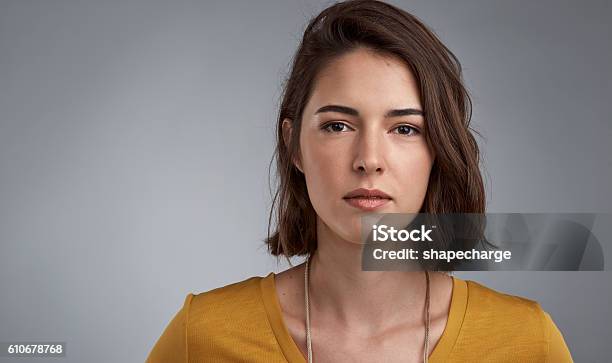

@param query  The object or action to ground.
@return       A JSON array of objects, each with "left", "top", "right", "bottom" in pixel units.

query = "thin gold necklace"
[{"left": 304, "top": 254, "right": 431, "bottom": 363}]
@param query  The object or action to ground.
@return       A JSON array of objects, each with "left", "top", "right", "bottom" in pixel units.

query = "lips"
[
  {"left": 343, "top": 188, "right": 392, "bottom": 199},
  {"left": 343, "top": 188, "right": 392, "bottom": 211}
]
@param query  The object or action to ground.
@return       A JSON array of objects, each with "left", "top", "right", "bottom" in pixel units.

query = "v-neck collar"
[{"left": 259, "top": 271, "right": 468, "bottom": 362}]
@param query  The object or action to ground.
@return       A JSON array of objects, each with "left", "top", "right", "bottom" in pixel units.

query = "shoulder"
[
  {"left": 146, "top": 275, "right": 269, "bottom": 363},
  {"left": 456, "top": 279, "right": 573, "bottom": 362},
  {"left": 191, "top": 275, "right": 263, "bottom": 306},
  {"left": 465, "top": 279, "right": 544, "bottom": 319},
  {"left": 463, "top": 279, "right": 548, "bottom": 337},
  {"left": 189, "top": 275, "right": 267, "bottom": 329}
]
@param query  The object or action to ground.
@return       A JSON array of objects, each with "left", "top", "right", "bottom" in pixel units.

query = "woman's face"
[{"left": 283, "top": 47, "right": 434, "bottom": 244}]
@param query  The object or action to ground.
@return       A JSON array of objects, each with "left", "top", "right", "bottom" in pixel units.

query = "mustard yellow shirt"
[{"left": 146, "top": 273, "right": 573, "bottom": 362}]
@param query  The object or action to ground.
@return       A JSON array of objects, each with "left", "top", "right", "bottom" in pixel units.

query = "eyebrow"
[{"left": 314, "top": 104, "right": 424, "bottom": 117}]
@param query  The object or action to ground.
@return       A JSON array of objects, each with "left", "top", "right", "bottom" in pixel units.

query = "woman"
[{"left": 146, "top": 1, "right": 573, "bottom": 362}]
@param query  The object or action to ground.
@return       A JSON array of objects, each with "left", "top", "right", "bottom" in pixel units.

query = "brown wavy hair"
[{"left": 264, "top": 0, "right": 486, "bottom": 264}]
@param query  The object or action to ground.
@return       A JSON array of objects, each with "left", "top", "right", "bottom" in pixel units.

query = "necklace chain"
[{"left": 304, "top": 254, "right": 430, "bottom": 363}]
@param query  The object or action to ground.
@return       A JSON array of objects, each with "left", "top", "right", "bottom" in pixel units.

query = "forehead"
[{"left": 306, "top": 48, "right": 422, "bottom": 115}]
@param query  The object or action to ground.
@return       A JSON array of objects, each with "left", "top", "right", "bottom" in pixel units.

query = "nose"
[{"left": 352, "top": 129, "right": 385, "bottom": 175}]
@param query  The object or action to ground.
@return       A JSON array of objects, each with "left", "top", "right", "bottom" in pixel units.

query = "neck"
[{"left": 307, "top": 216, "right": 429, "bottom": 334}]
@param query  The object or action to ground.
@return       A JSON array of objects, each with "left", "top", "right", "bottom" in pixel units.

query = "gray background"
[{"left": 0, "top": 0, "right": 610, "bottom": 362}]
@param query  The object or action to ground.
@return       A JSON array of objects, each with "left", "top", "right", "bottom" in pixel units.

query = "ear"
[{"left": 282, "top": 118, "right": 304, "bottom": 173}]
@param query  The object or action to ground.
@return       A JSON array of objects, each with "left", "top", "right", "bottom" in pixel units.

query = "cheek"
[
  {"left": 404, "top": 148, "right": 433, "bottom": 178},
  {"left": 391, "top": 145, "right": 434, "bottom": 207},
  {"left": 299, "top": 134, "right": 353, "bottom": 228},
  {"left": 301, "top": 141, "right": 362, "bottom": 242},
  {"left": 302, "top": 142, "right": 345, "bottom": 199}
]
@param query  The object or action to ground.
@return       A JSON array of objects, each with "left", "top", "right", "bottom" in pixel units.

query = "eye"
[
  {"left": 392, "top": 124, "right": 421, "bottom": 136},
  {"left": 322, "top": 122, "right": 352, "bottom": 133}
]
